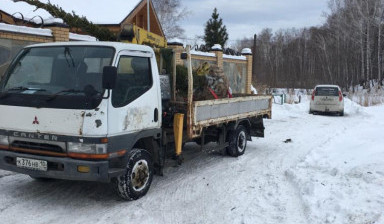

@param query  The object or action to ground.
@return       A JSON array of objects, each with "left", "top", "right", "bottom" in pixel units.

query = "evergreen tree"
[
  {"left": 19, "top": 0, "right": 116, "bottom": 41},
  {"left": 204, "top": 8, "right": 229, "bottom": 49}
]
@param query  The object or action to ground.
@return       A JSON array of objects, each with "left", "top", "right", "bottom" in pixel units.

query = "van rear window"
[{"left": 315, "top": 87, "right": 339, "bottom": 96}]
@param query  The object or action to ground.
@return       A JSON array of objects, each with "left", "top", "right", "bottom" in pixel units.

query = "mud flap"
[{"left": 250, "top": 117, "right": 265, "bottom": 138}]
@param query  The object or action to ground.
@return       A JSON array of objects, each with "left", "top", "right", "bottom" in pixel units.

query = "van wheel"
[
  {"left": 113, "top": 148, "right": 153, "bottom": 200},
  {"left": 226, "top": 125, "right": 248, "bottom": 157},
  {"left": 340, "top": 111, "right": 344, "bottom": 116}
]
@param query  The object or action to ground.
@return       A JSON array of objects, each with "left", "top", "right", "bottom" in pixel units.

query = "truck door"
[{"left": 108, "top": 51, "right": 161, "bottom": 136}]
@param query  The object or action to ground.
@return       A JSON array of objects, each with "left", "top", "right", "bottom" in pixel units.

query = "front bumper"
[{"left": 0, "top": 150, "right": 125, "bottom": 182}]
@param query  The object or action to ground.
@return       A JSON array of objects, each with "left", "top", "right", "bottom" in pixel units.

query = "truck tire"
[
  {"left": 113, "top": 148, "right": 153, "bottom": 200},
  {"left": 226, "top": 125, "right": 248, "bottom": 157},
  {"left": 340, "top": 110, "right": 344, "bottom": 116}
]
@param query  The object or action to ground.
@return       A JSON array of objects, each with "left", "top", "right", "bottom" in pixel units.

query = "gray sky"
[{"left": 179, "top": 0, "right": 329, "bottom": 45}]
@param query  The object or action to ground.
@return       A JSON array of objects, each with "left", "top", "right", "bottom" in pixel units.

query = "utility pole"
[
  {"left": 147, "top": 0, "right": 151, "bottom": 32},
  {"left": 252, "top": 34, "right": 257, "bottom": 81}
]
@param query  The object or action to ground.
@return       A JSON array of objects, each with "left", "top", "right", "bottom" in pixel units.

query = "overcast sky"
[{"left": 179, "top": 0, "right": 329, "bottom": 45}]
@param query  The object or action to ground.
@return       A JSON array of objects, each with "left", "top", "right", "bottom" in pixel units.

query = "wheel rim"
[
  {"left": 131, "top": 159, "right": 149, "bottom": 192},
  {"left": 237, "top": 131, "right": 246, "bottom": 153}
]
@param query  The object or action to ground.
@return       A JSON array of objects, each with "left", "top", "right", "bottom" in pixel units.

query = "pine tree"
[{"left": 204, "top": 8, "right": 229, "bottom": 49}]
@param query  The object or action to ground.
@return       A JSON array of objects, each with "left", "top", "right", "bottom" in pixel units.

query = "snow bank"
[
  {"left": 287, "top": 102, "right": 384, "bottom": 224},
  {"left": 348, "top": 82, "right": 384, "bottom": 107}
]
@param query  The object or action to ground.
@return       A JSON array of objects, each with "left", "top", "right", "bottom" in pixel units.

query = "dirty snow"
[{"left": 0, "top": 97, "right": 383, "bottom": 224}]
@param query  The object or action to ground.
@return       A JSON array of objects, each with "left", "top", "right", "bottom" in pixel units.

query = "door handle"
[{"left": 154, "top": 108, "right": 159, "bottom": 122}]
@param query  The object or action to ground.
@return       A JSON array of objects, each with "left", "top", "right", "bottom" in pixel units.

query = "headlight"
[
  {"left": 0, "top": 135, "right": 9, "bottom": 146},
  {"left": 67, "top": 142, "right": 107, "bottom": 154}
]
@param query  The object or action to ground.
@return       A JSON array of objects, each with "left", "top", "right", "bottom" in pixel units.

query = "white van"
[{"left": 310, "top": 85, "right": 344, "bottom": 116}]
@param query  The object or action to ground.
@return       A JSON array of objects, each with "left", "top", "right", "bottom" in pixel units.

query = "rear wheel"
[
  {"left": 113, "top": 148, "right": 153, "bottom": 200},
  {"left": 226, "top": 125, "right": 248, "bottom": 157},
  {"left": 339, "top": 110, "right": 344, "bottom": 116}
]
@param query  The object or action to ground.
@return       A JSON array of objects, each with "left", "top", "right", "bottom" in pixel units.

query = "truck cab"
[{"left": 0, "top": 42, "right": 162, "bottom": 200}]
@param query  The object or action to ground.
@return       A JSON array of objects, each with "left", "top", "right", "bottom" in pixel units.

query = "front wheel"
[
  {"left": 113, "top": 148, "right": 153, "bottom": 200},
  {"left": 226, "top": 125, "right": 248, "bottom": 157}
]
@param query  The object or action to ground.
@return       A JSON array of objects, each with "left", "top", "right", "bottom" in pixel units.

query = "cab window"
[{"left": 112, "top": 56, "right": 152, "bottom": 107}]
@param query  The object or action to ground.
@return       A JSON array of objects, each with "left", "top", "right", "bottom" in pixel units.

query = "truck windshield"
[{"left": 0, "top": 46, "right": 115, "bottom": 109}]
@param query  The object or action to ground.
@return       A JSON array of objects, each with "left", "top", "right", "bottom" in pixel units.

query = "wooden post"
[
  {"left": 186, "top": 45, "right": 194, "bottom": 139},
  {"left": 252, "top": 34, "right": 257, "bottom": 80},
  {"left": 172, "top": 49, "right": 177, "bottom": 101}
]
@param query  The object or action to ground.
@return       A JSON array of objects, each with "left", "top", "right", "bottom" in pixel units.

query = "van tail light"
[
  {"left": 311, "top": 90, "right": 316, "bottom": 101},
  {"left": 338, "top": 91, "right": 343, "bottom": 102}
]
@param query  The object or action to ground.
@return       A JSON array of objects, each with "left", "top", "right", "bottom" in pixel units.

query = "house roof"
[{"left": 40, "top": 0, "right": 143, "bottom": 24}]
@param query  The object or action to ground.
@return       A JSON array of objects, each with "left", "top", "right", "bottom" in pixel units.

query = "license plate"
[{"left": 16, "top": 157, "right": 47, "bottom": 171}]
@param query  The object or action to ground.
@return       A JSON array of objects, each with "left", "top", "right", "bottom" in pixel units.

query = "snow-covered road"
[{"left": 0, "top": 97, "right": 383, "bottom": 224}]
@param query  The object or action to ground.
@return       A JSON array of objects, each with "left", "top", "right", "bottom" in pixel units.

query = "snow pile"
[
  {"left": 348, "top": 81, "right": 384, "bottom": 107},
  {"left": 241, "top": 48, "right": 252, "bottom": 55},
  {"left": 0, "top": 22, "right": 52, "bottom": 37},
  {"left": 287, "top": 101, "right": 383, "bottom": 224},
  {"left": 211, "top": 44, "right": 222, "bottom": 50}
]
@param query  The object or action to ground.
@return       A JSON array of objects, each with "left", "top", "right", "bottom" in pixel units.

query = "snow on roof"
[
  {"left": 0, "top": 22, "right": 52, "bottom": 37},
  {"left": 69, "top": 32, "right": 97, "bottom": 41},
  {"left": 40, "top": 0, "right": 143, "bottom": 24},
  {"left": 211, "top": 44, "right": 222, "bottom": 50},
  {"left": 241, "top": 48, "right": 252, "bottom": 55},
  {"left": 0, "top": 0, "right": 63, "bottom": 24}
]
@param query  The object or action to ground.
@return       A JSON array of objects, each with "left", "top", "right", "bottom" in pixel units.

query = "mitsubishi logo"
[{"left": 32, "top": 116, "right": 39, "bottom": 125}]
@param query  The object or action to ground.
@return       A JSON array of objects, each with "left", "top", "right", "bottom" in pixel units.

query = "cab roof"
[{"left": 26, "top": 41, "right": 154, "bottom": 54}]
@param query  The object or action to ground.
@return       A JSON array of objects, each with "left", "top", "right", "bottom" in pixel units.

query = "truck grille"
[{"left": 11, "top": 141, "right": 64, "bottom": 153}]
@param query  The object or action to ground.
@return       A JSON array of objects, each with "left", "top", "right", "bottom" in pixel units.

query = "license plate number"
[{"left": 16, "top": 157, "right": 47, "bottom": 171}]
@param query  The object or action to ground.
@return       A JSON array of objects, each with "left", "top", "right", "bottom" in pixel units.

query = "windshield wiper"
[
  {"left": 7, "top": 86, "right": 30, "bottom": 91},
  {"left": 0, "top": 87, "right": 46, "bottom": 99},
  {"left": 46, "top": 89, "right": 83, "bottom": 102}
]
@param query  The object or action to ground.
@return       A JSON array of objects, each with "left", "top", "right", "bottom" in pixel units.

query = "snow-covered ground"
[{"left": 0, "top": 97, "right": 383, "bottom": 224}]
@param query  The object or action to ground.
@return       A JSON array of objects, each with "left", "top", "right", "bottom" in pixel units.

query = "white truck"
[{"left": 0, "top": 42, "right": 271, "bottom": 200}]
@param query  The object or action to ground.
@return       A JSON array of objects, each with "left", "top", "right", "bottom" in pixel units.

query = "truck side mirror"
[{"left": 102, "top": 66, "right": 117, "bottom": 90}]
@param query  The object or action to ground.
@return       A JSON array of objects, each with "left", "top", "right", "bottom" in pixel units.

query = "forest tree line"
[{"left": 237, "top": 0, "right": 384, "bottom": 90}]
